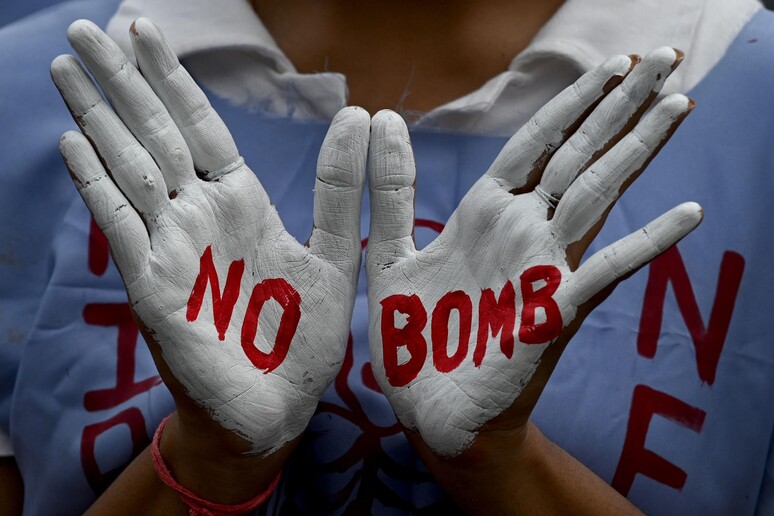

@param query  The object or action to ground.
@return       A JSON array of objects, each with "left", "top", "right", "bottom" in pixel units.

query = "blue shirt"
[{"left": 1, "top": 3, "right": 774, "bottom": 514}]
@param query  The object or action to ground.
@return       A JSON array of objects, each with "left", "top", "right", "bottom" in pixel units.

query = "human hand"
[
  {"left": 366, "top": 48, "right": 701, "bottom": 458},
  {"left": 53, "top": 19, "right": 368, "bottom": 457}
]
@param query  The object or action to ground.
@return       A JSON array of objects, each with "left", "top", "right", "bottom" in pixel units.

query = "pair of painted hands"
[{"left": 54, "top": 19, "right": 701, "bottom": 459}]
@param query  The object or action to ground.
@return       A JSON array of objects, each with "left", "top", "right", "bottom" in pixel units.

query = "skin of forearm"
[
  {"left": 407, "top": 422, "right": 643, "bottom": 515},
  {"left": 86, "top": 446, "right": 185, "bottom": 516},
  {"left": 87, "top": 411, "right": 298, "bottom": 515}
]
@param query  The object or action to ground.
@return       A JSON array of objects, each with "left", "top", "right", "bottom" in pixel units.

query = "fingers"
[
  {"left": 51, "top": 54, "right": 170, "bottom": 218},
  {"left": 66, "top": 20, "right": 196, "bottom": 194},
  {"left": 129, "top": 17, "right": 243, "bottom": 180},
  {"left": 486, "top": 54, "right": 634, "bottom": 191},
  {"left": 552, "top": 93, "right": 693, "bottom": 245},
  {"left": 539, "top": 47, "right": 682, "bottom": 200},
  {"left": 570, "top": 202, "right": 703, "bottom": 306},
  {"left": 60, "top": 131, "right": 150, "bottom": 282},
  {"left": 309, "top": 107, "right": 370, "bottom": 274},
  {"left": 367, "top": 110, "right": 417, "bottom": 262}
]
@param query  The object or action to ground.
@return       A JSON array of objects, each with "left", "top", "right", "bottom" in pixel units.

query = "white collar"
[
  {"left": 107, "top": 0, "right": 762, "bottom": 132},
  {"left": 108, "top": 0, "right": 348, "bottom": 120},
  {"left": 512, "top": 0, "right": 761, "bottom": 94},
  {"left": 418, "top": 0, "right": 760, "bottom": 133},
  {"left": 108, "top": 0, "right": 292, "bottom": 72}
]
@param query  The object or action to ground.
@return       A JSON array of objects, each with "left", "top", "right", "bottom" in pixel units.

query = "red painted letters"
[
  {"left": 186, "top": 245, "right": 245, "bottom": 341},
  {"left": 381, "top": 294, "right": 428, "bottom": 387},
  {"left": 88, "top": 216, "right": 109, "bottom": 276},
  {"left": 81, "top": 407, "right": 149, "bottom": 493},
  {"left": 380, "top": 266, "right": 563, "bottom": 386},
  {"left": 612, "top": 385, "right": 706, "bottom": 495},
  {"left": 519, "top": 265, "right": 563, "bottom": 345},
  {"left": 82, "top": 304, "right": 162, "bottom": 411},
  {"left": 638, "top": 247, "right": 744, "bottom": 385},
  {"left": 614, "top": 247, "right": 746, "bottom": 495},
  {"left": 474, "top": 281, "right": 516, "bottom": 367},
  {"left": 185, "top": 246, "right": 301, "bottom": 372},
  {"left": 241, "top": 278, "right": 302, "bottom": 373},
  {"left": 431, "top": 291, "right": 472, "bottom": 373},
  {"left": 80, "top": 303, "right": 160, "bottom": 492},
  {"left": 81, "top": 214, "right": 161, "bottom": 491}
]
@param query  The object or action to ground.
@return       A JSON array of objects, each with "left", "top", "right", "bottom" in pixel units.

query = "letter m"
[
  {"left": 637, "top": 246, "right": 745, "bottom": 385},
  {"left": 186, "top": 245, "right": 245, "bottom": 340}
]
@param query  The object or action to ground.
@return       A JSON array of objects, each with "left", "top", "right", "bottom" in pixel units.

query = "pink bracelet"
[{"left": 151, "top": 415, "right": 281, "bottom": 516}]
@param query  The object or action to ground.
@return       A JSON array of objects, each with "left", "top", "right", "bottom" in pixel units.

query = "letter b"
[{"left": 380, "top": 294, "right": 428, "bottom": 387}]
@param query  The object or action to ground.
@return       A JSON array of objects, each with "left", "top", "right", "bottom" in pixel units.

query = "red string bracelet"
[{"left": 151, "top": 415, "right": 281, "bottom": 516}]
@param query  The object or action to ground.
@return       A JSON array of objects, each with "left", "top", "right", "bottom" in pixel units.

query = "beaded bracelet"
[{"left": 151, "top": 415, "right": 281, "bottom": 515}]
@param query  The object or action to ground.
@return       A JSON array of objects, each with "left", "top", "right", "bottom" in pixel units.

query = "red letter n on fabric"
[
  {"left": 637, "top": 247, "right": 744, "bottom": 384},
  {"left": 615, "top": 246, "right": 745, "bottom": 496}
]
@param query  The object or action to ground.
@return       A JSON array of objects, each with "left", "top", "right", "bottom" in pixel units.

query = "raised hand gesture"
[
  {"left": 53, "top": 19, "right": 368, "bottom": 461},
  {"left": 366, "top": 48, "right": 701, "bottom": 459}
]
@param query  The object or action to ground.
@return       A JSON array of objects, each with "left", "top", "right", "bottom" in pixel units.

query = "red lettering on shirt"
[
  {"left": 82, "top": 303, "right": 162, "bottom": 412},
  {"left": 637, "top": 247, "right": 745, "bottom": 385},
  {"left": 81, "top": 407, "right": 149, "bottom": 493},
  {"left": 612, "top": 385, "right": 706, "bottom": 495},
  {"left": 81, "top": 221, "right": 160, "bottom": 492},
  {"left": 88, "top": 216, "right": 109, "bottom": 276}
]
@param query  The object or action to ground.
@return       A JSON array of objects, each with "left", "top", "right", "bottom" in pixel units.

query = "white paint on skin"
[
  {"left": 129, "top": 18, "right": 244, "bottom": 179},
  {"left": 367, "top": 49, "right": 702, "bottom": 457},
  {"left": 540, "top": 47, "right": 681, "bottom": 198},
  {"left": 56, "top": 19, "right": 369, "bottom": 455}
]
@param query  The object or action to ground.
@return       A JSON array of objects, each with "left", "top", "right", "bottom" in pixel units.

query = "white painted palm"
[
  {"left": 367, "top": 49, "right": 703, "bottom": 457},
  {"left": 53, "top": 19, "right": 368, "bottom": 454}
]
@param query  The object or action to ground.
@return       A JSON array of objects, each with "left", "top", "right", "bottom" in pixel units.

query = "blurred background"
[{"left": 3, "top": 0, "right": 774, "bottom": 29}]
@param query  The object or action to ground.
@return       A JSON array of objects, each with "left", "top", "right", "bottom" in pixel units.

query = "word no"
[
  {"left": 186, "top": 245, "right": 301, "bottom": 373},
  {"left": 380, "top": 265, "right": 563, "bottom": 386}
]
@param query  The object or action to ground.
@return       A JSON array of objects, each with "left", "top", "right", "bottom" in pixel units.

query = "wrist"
[
  {"left": 159, "top": 411, "right": 294, "bottom": 505},
  {"left": 410, "top": 421, "right": 641, "bottom": 515},
  {"left": 405, "top": 422, "right": 535, "bottom": 514}
]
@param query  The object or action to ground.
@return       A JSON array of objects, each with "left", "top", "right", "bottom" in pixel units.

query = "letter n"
[
  {"left": 186, "top": 245, "right": 245, "bottom": 340},
  {"left": 637, "top": 247, "right": 745, "bottom": 384}
]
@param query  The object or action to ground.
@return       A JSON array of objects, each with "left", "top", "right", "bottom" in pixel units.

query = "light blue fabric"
[
  {"left": 2, "top": 3, "right": 774, "bottom": 514},
  {"left": 532, "top": 11, "right": 774, "bottom": 513},
  {"left": 0, "top": 0, "right": 122, "bottom": 435},
  {"left": 0, "top": 0, "right": 73, "bottom": 29}
]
